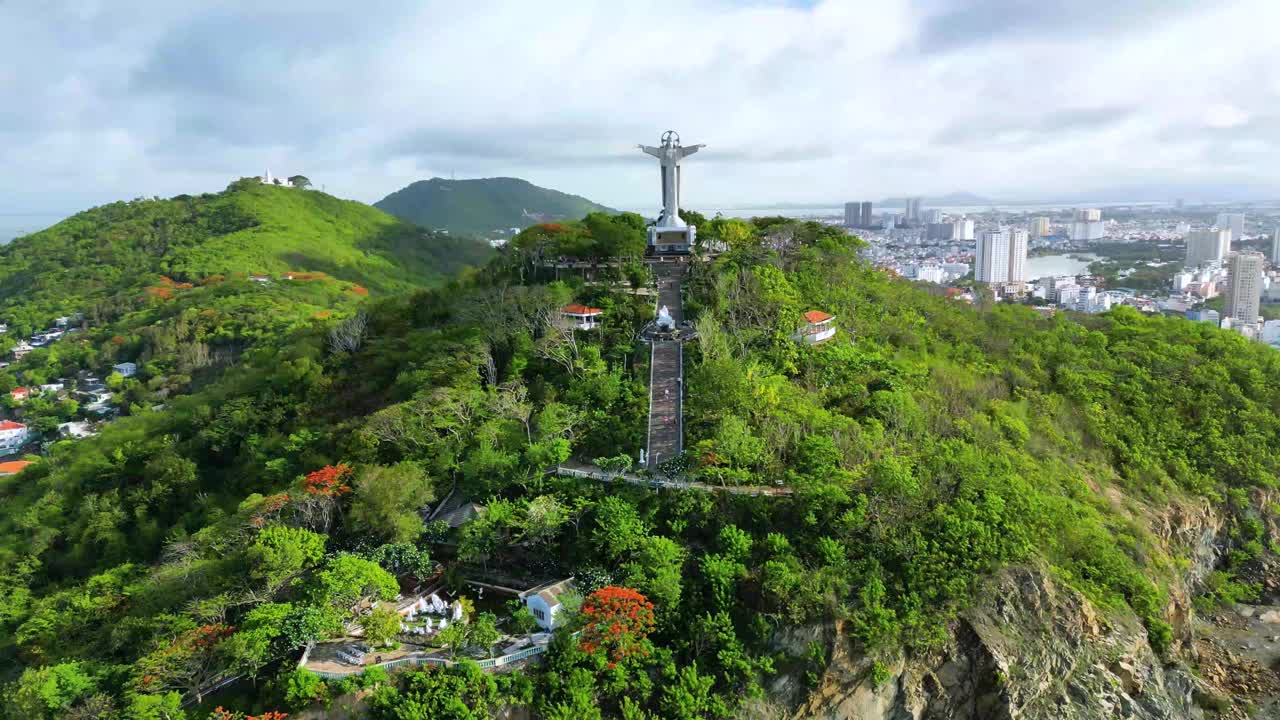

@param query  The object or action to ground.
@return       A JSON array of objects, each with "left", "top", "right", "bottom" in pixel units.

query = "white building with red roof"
[
  {"left": 796, "top": 310, "right": 837, "bottom": 344},
  {"left": 9, "top": 387, "right": 29, "bottom": 403},
  {"left": 560, "top": 304, "right": 603, "bottom": 331},
  {"left": 0, "top": 420, "right": 29, "bottom": 453}
]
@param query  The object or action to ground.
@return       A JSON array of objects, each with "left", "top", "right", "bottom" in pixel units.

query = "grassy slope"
[
  {"left": 169, "top": 182, "right": 493, "bottom": 294},
  {"left": 0, "top": 181, "right": 493, "bottom": 331},
  {"left": 374, "top": 176, "right": 613, "bottom": 235}
]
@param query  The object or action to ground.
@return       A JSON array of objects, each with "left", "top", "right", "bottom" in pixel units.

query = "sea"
[{"left": 1025, "top": 253, "right": 1098, "bottom": 280}]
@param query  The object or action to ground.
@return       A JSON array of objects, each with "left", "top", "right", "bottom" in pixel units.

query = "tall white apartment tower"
[
  {"left": 1272, "top": 226, "right": 1280, "bottom": 265},
  {"left": 1217, "top": 213, "right": 1245, "bottom": 242},
  {"left": 976, "top": 229, "right": 1011, "bottom": 284},
  {"left": 1007, "top": 228, "right": 1029, "bottom": 283},
  {"left": 1225, "top": 251, "right": 1264, "bottom": 324}
]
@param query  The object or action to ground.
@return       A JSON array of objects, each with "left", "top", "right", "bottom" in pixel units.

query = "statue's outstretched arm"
[
  {"left": 679, "top": 144, "right": 706, "bottom": 158},
  {"left": 638, "top": 145, "right": 662, "bottom": 157}
]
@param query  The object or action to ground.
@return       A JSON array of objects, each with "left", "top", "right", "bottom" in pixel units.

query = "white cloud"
[{"left": 1, "top": 0, "right": 1278, "bottom": 213}]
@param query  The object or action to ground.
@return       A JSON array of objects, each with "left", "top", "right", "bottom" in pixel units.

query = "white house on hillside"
[
  {"left": 113, "top": 362, "right": 138, "bottom": 378},
  {"left": 519, "top": 578, "right": 576, "bottom": 631},
  {"left": 0, "top": 420, "right": 29, "bottom": 454}
]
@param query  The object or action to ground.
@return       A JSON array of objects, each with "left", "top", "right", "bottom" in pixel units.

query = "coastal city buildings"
[
  {"left": 975, "top": 229, "right": 1009, "bottom": 284},
  {"left": 1216, "top": 212, "right": 1245, "bottom": 241},
  {"left": 1185, "top": 229, "right": 1231, "bottom": 267},
  {"left": 1224, "top": 251, "right": 1264, "bottom": 326},
  {"left": 844, "top": 201, "right": 874, "bottom": 228},
  {"left": 904, "top": 197, "right": 922, "bottom": 225},
  {"left": 1070, "top": 208, "right": 1105, "bottom": 241}
]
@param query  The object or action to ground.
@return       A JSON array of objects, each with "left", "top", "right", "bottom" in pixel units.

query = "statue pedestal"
[{"left": 647, "top": 224, "right": 696, "bottom": 255}]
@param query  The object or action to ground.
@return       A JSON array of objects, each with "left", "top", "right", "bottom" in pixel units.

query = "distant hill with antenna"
[{"left": 375, "top": 177, "right": 614, "bottom": 236}]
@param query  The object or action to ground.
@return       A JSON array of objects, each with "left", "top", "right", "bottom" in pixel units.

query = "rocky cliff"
[{"left": 785, "top": 498, "right": 1280, "bottom": 720}]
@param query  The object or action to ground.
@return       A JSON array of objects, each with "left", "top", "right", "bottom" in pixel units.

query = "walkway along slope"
[{"left": 646, "top": 261, "right": 686, "bottom": 469}]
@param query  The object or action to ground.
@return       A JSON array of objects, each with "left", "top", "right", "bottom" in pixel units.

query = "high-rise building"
[
  {"left": 926, "top": 223, "right": 954, "bottom": 241},
  {"left": 904, "top": 197, "right": 923, "bottom": 224},
  {"left": 1225, "top": 251, "right": 1264, "bottom": 325},
  {"left": 1184, "top": 229, "right": 1231, "bottom": 267},
  {"left": 1272, "top": 226, "right": 1280, "bottom": 265},
  {"left": 843, "top": 202, "right": 858, "bottom": 228},
  {"left": 1029, "top": 217, "right": 1050, "bottom": 237},
  {"left": 923, "top": 209, "right": 943, "bottom": 225},
  {"left": 1007, "top": 228, "right": 1029, "bottom": 283},
  {"left": 975, "top": 229, "right": 1010, "bottom": 284},
  {"left": 953, "top": 218, "right": 975, "bottom": 241},
  {"left": 860, "top": 201, "right": 873, "bottom": 228},
  {"left": 1069, "top": 209, "right": 1104, "bottom": 241},
  {"left": 1216, "top": 213, "right": 1245, "bottom": 241}
]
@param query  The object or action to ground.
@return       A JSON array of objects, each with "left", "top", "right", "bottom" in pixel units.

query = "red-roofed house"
[
  {"left": 0, "top": 460, "right": 33, "bottom": 476},
  {"left": 0, "top": 420, "right": 28, "bottom": 453},
  {"left": 9, "top": 387, "right": 29, "bottom": 403},
  {"left": 560, "top": 304, "right": 604, "bottom": 331},
  {"left": 795, "top": 310, "right": 836, "bottom": 345}
]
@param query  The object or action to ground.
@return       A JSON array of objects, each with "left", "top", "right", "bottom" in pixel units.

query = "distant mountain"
[
  {"left": 879, "top": 191, "right": 993, "bottom": 207},
  {"left": 375, "top": 177, "right": 614, "bottom": 236}
]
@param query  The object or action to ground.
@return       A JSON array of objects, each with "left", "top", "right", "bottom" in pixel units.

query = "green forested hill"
[
  {"left": 374, "top": 176, "right": 613, "bottom": 236},
  {"left": 0, "top": 180, "right": 492, "bottom": 336},
  {"left": 1, "top": 210, "right": 1278, "bottom": 719}
]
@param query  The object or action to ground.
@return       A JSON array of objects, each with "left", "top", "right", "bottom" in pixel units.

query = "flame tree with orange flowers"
[{"left": 577, "top": 586, "right": 656, "bottom": 665}]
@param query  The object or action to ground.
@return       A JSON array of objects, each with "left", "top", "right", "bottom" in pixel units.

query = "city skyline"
[{"left": 3, "top": 1, "right": 1280, "bottom": 214}]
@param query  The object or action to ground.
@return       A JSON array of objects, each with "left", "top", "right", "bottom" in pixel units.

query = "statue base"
[{"left": 647, "top": 225, "right": 695, "bottom": 255}]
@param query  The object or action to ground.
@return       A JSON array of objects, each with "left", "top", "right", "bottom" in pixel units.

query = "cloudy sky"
[{"left": 2, "top": 0, "right": 1279, "bottom": 214}]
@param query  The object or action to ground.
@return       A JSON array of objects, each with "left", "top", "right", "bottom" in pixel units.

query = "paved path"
[
  {"left": 646, "top": 261, "right": 687, "bottom": 469},
  {"left": 555, "top": 460, "right": 792, "bottom": 497}
]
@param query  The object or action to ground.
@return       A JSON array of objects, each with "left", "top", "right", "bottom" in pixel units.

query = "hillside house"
[
  {"left": 0, "top": 421, "right": 29, "bottom": 453},
  {"left": 519, "top": 578, "right": 576, "bottom": 631},
  {"left": 0, "top": 460, "right": 33, "bottom": 476},
  {"left": 58, "top": 421, "right": 95, "bottom": 439},
  {"left": 560, "top": 304, "right": 603, "bottom": 331},
  {"left": 9, "top": 387, "right": 29, "bottom": 403},
  {"left": 113, "top": 362, "right": 138, "bottom": 378},
  {"left": 794, "top": 310, "right": 836, "bottom": 345},
  {"left": 39, "top": 383, "right": 65, "bottom": 395},
  {"left": 12, "top": 341, "right": 32, "bottom": 360}
]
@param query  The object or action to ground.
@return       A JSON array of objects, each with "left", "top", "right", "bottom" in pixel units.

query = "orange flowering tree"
[
  {"left": 578, "top": 586, "right": 656, "bottom": 665},
  {"left": 135, "top": 623, "right": 236, "bottom": 704},
  {"left": 210, "top": 708, "right": 289, "bottom": 720},
  {"left": 303, "top": 464, "right": 353, "bottom": 497}
]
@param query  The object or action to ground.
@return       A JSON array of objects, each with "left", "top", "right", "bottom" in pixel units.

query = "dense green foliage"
[
  {"left": 375, "top": 177, "right": 613, "bottom": 236},
  {"left": 0, "top": 201, "right": 1276, "bottom": 718},
  {"left": 0, "top": 180, "right": 491, "bottom": 338}
]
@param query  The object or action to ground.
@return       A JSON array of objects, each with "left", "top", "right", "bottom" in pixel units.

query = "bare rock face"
[{"left": 791, "top": 566, "right": 1204, "bottom": 720}]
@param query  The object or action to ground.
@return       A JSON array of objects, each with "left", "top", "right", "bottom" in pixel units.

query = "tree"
[
  {"left": 369, "top": 542, "right": 434, "bottom": 583},
  {"left": 435, "top": 622, "right": 468, "bottom": 658},
  {"left": 468, "top": 612, "right": 500, "bottom": 657},
  {"left": 281, "top": 667, "right": 327, "bottom": 710},
  {"left": 659, "top": 662, "right": 728, "bottom": 720},
  {"left": 592, "top": 497, "right": 647, "bottom": 560},
  {"left": 246, "top": 526, "right": 326, "bottom": 594},
  {"left": 578, "top": 587, "right": 656, "bottom": 664},
  {"left": 349, "top": 463, "right": 434, "bottom": 543},
  {"left": 134, "top": 623, "right": 235, "bottom": 704},
  {"left": 221, "top": 603, "right": 292, "bottom": 679},
  {"left": 287, "top": 175, "right": 312, "bottom": 189},
  {"left": 360, "top": 607, "right": 402, "bottom": 649},
  {"left": 521, "top": 495, "right": 568, "bottom": 545},
  {"left": 623, "top": 535, "right": 686, "bottom": 611},
  {"left": 367, "top": 662, "right": 497, "bottom": 720},
  {"left": 308, "top": 554, "right": 398, "bottom": 612},
  {"left": 121, "top": 691, "right": 186, "bottom": 720},
  {"left": 507, "top": 599, "right": 539, "bottom": 635},
  {"left": 6, "top": 662, "right": 97, "bottom": 719}
]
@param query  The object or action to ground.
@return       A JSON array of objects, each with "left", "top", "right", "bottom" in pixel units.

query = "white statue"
[
  {"left": 638, "top": 131, "right": 705, "bottom": 228},
  {"left": 657, "top": 305, "right": 675, "bottom": 330}
]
